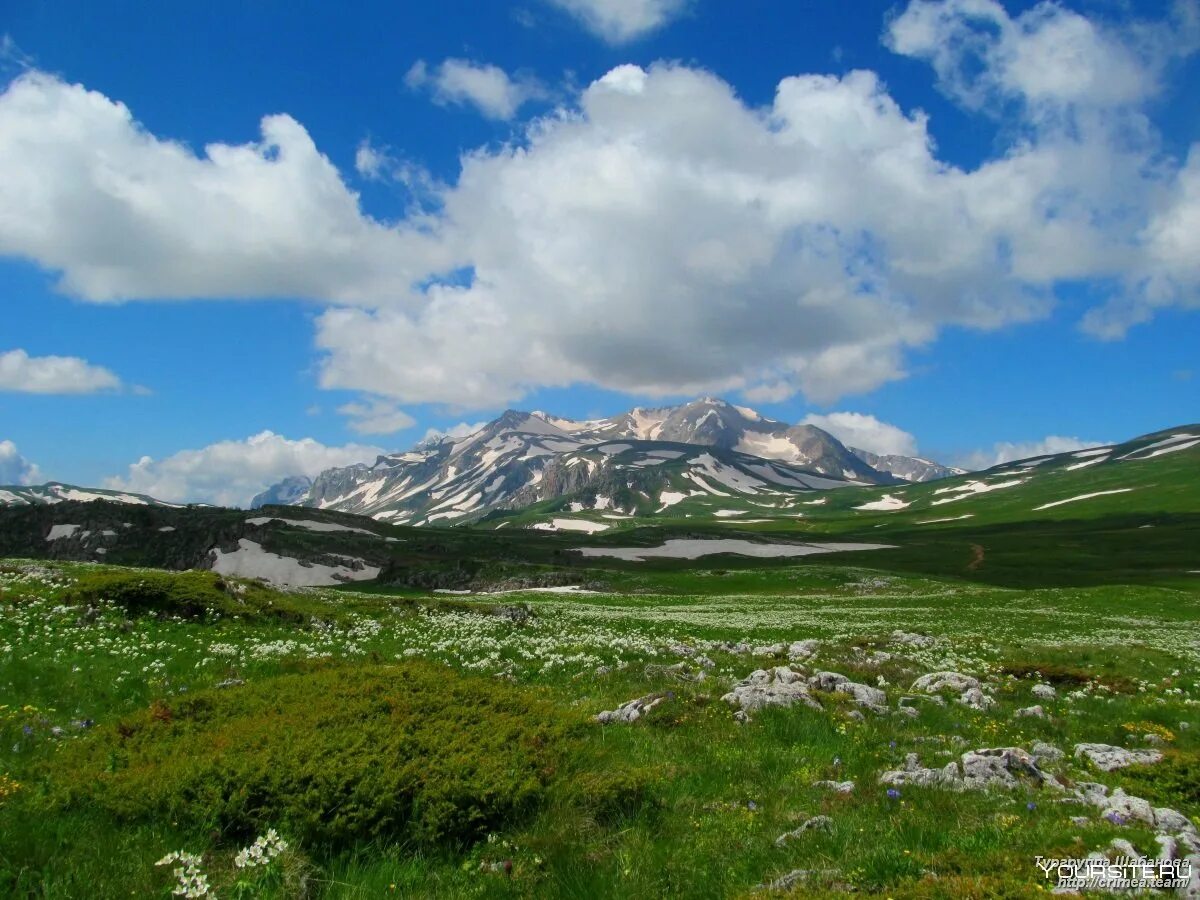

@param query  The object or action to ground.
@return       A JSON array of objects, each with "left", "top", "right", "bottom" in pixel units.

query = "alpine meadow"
[{"left": 1, "top": 1, "right": 1199, "bottom": 898}]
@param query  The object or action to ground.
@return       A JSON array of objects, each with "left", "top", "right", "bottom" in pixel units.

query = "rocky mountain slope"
[
  {"left": 849, "top": 448, "right": 965, "bottom": 483},
  {"left": 254, "top": 399, "right": 920, "bottom": 525},
  {"left": 0, "top": 482, "right": 180, "bottom": 507}
]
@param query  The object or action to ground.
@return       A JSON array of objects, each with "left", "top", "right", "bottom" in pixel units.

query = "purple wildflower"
[{"left": 887, "top": 788, "right": 901, "bottom": 800}]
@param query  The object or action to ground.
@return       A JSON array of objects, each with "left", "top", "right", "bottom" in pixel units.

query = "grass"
[{"left": 1, "top": 556, "right": 1198, "bottom": 897}]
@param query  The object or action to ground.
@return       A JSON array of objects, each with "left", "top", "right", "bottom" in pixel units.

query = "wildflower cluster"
[
  {"left": 234, "top": 829, "right": 288, "bottom": 868},
  {"left": 155, "top": 850, "right": 211, "bottom": 898}
]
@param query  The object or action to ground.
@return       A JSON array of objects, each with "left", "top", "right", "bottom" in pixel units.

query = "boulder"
[
  {"left": 721, "top": 667, "right": 823, "bottom": 714},
  {"left": 595, "top": 693, "right": 666, "bottom": 725},
  {"left": 1032, "top": 683, "right": 1057, "bottom": 700},
  {"left": 1074, "top": 743, "right": 1163, "bottom": 772},
  {"left": 1016, "top": 705, "right": 1046, "bottom": 718},
  {"left": 912, "top": 671, "right": 981, "bottom": 693},
  {"left": 788, "top": 639, "right": 820, "bottom": 661},
  {"left": 890, "top": 630, "right": 935, "bottom": 648},
  {"left": 812, "top": 780, "right": 855, "bottom": 794}
]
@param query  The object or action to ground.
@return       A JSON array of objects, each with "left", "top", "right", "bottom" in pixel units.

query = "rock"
[
  {"left": 1156, "top": 834, "right": 1179, "bottom": 861},
  {"left": 1016, "top": 705, "right": 1046, "bottom": 718},
  {"left": 807, "top": 671, "right": 887, "bottom": 711},
  {"left": 1070, "top": 816, "right": 1091, "bottom": 826},
  {"left": 1100, "top": 788, "right": 1156, "bottom": 827},
  {"left": 1074, "top": 743, "right": 1163, "bottom": 772},
  {"left": 646, "top": 661, "right": 705, "bottom": 683},
  {"left": 879, "top": 753, "right": 962, "bottom": 789},
  {"left": 808, "top": 671, "right": 849, "bottom": 691},
  {"left": 721, "top": 667, "right": 823, "bottom": 714},
  {"left": 1181, "top": 853, "right": 1200, "bottom": 899},
  {"left": 774, "top": 816, "right": 834, "bottom": 846},
  {"left": 812, "top": 780, "right": 855, "bottom": 794},
  {"left": 1107, "top": 838, "right": 1139, "bottom": 858},
  {"left": 836, "top": 681, "right": 888, "bottom": 711},
  {"left": 1032, "top": 741, "right": 1064, "bottom": 762},
  {"left": 1153, "top": 807, "right": 1196, "bottom": 835},
  {"left": 1143, "top": 733, "right": 1166, "bottom": 746},
  {"left": 695, "top": 655, "right": 716, "bottom": 669},
  {"left": 896, "top": 706, "right": 920, "bottom": 719},
  {"left": 847, "top": 710, "right": 865, "bottom": 722},
  {"left": 960, "top": 747, "right": 1063, "bottom": 791},
  {"left": 216, "top": 677, "right": 245, "bottom": 689},
  {"left": 912, "top": 671, "right": 981, "bottom": 693},
  {"left": 890, "top": 630, "right": 935, "bottom": 648},
  {"left": 753, "top": 643, "right": 786, "bottom": 657},
  {"left": 1180, "top": 832, "right": 1200, "bottom": 855},
  {"left": 760, "top": 869, "right": 840, "bottom": 892},
  {"left": 595, "top": 693, "right": 666, "bottom": 724},
  {"left": 1032, "top": 683, "right": 1057, "bottom": 700},
  {"left": 960, "top": 687, "right": 995, "bottom": 710},
  {"left": 787, "top": 639, "right": 820, "bottom": 660}
]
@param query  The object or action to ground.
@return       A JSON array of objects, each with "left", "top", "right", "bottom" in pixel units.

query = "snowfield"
[
  {"left": 854, "top": 494, "right": 909, "bottom": 511},
  {"left": 530, "top": 518, "right": 610, "bottom": 533},
  {"left": 1033, "top": 488, "right": 1134, "bottom": 510},
  {"left": 209, "top": 539, "right": 380, "bottom": 587}
]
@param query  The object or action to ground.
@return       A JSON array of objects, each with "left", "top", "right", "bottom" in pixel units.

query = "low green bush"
[
  {"left": 41, "top": 662, "right": 586, "bottom": 851},
  {"left": 59, "top": 569, "right": 313, "bottom": 623}
]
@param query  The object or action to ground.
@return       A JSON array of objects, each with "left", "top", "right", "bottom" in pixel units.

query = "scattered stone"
[
  {"left": 695, "top": 655, "right": 716, "bottom": 669},
  {"left": 1070, "top": 816, "right": 1091, "bottom": 826},
  {"left": 880, "top": 746, "right": 1062, "bottom": 792},
  {"left": 646, "top": 662, "right": 706, "bottom": 683},
  {"left": 912, "top": 671, "right": 981, "bottom": 694},
  {"left": 759, "top": 868, "right": 841, "bottom": 892},
  {"left": 812, "top": 780, "right": 855, "bottom": 794},
  {"left": 846, "top": 710, "right": 866, "bottom": 722},
  {"left": 595, "top": 693, "right": 667, "bottom": 724},
  {"left": 1031, "top": 741, "right": 1064, "bottom": 763},
  {"left": 1074, "top": 743, "right": 1163, "bottom": 772},
  {"left": 896, "top": 706, "right": 919, "bottom": 719},
  {"left": 1016, "top": 705, "right": 1046, "bottom": 718},
  {"left": 960, "top": 687, "right": 995, "bottom": 710},
  {"left": 807, "top": 671, "right": 887, "bottom": 711},
  {"left": 1032, "top": 683, "right": 1057, "bottom": 700},
  {"left": 787, "top": 639, "right": 820, "bottom": 661},
  {"left": 879, "top": 753, "right": 961, "bottom": 789},
  {"left": 774, "top": 816, "right": 834, "bottom": 846},
  {"left": 890, "top": 630, "right": 936, "bottom": 648},
  {"left": 216, "top": 678, "right": 245, "bottom": 689},
  {"left": 1156, "top": 834, "right": 1179, "bottom": 861},
  {"left": 753, "top": 643, "right": 786, "bottom": 657},
  {"left": 808, "top": 671, "right": 849, "bottom": 691},
  {"left": 722, "top": 667, "right": 823, "bottom": 714}
]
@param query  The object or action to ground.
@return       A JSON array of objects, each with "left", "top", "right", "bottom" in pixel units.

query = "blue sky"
[{"left": 1, "top": 0, "right": 1198, "bottom": 504}]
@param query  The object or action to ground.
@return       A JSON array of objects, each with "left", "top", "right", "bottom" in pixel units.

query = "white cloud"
[
  {"left": 547, "top": 0, "right": 690, "bottom": 43},
  {"left": 2, "top": 1, "right": 1200, "bottom": 411},
  {"left": 404, "top": 59, "right": 543, "bottom": 120},
  {"left": 336, "top": 397, "right": 417, "bottom": 435},
  {"left": 801, "top": 412, "right": 919, "bottom": 457},
  {"left": 0, "top": 71, "right": 447, "bottom": 303},
  {"left": 0, "top": 439, "right": 40, "bottom": 485},
  {"left": 422, "top": 421, "right": 487, "bottom": 443},
  {"left": 0, "top": 348, "right": 122, "bottom": 393},
  {"left": 956, "top": 435, "right": 1107, "bottom": 470},
  {"left": 103, "top": 431, "right": 384, "bottom": 507}
]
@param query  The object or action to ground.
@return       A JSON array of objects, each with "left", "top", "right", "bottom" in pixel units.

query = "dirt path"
[{"left": 967, "top": 543, "right": 985, "bottom": 572}]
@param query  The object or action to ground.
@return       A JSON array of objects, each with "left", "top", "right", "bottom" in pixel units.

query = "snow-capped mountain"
[
  {"left": 0, "top": 482, "right": 179, "bottom": 508},
  {"left": 257, "top": 398, "right": 961, "bottom": 525},
  {"left": 849, "top": 448, "right": 966, "bottom": 483}
]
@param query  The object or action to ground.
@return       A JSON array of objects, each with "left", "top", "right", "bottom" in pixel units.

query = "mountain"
[
  {"left": 0, "top": 482, "right": 179, "bottom": 508},
  {"left": 250, "top": 475, "right": 314, "bottom": 508},
  {"left": 257, "top": 398, "right": 930, "bottom": 526},
  {"left": 849, "top": 448, "right": 966, "bottom": 483}
]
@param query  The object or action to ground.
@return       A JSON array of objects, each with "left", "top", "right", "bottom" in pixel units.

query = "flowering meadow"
[{"left": 1, "top": 558, "right": 1198, "bottom": 897}]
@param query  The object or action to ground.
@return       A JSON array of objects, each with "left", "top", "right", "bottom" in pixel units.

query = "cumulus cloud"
[
  {"left": 801, "top": 412, "right": 919, "bottom": 457},
  {"left": 2, "top": 0, "right": 1200, "bottom": 412},
  {"left": 547, "top": 0, "right": 690, "bottom": 43},
  {"left": 956, "top": 435, "right": 1108, "bottom": 470},
  {"left": 336, "top": 397, "right": 417, "bottom": 435},
  {"left": 0, "top": 439, "right": 40, "bottom": 485},
  {"left": 0, "top": 348, "right": 123, "bottom": 393},
  {"left": 405, "top": 59, "right": 543, "bottom": 120},
  {"left": 0, "top": 71, "right": 447, "bottom": 303},
  {"left": 103, "top": 431, "right": 384, "bottom": 507}
]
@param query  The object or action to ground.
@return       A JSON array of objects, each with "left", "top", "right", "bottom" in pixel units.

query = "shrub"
[
  {"left": 59, "top": 569, "right": 313, "bottom": 623},
  {"left": 42, "top": 662, "right": 586, "bottom": 851}
]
